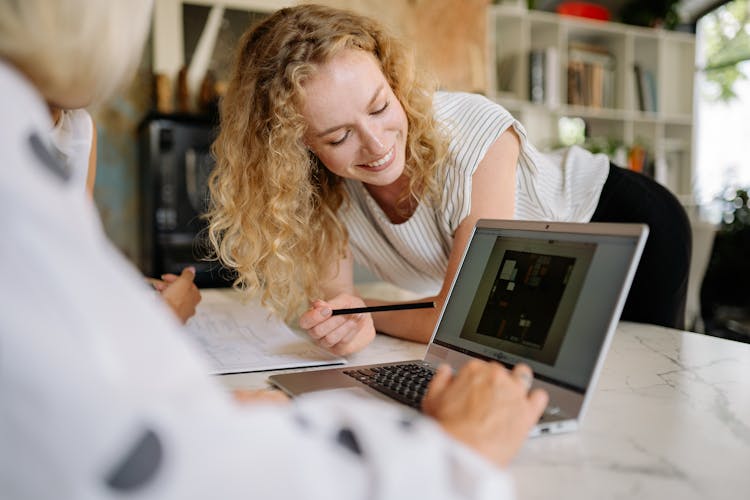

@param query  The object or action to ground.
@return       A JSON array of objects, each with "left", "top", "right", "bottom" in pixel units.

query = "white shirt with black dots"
[{"left": 0, "top": 60, "right": 514, "bottom": 500}]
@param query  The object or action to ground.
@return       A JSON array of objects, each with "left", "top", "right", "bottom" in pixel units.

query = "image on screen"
[
  {"left": 459, "top": 237, "right": 595, "bottom": 366},
  {"left": 475, "top": 250, "right": 575, "bottom": 349}
]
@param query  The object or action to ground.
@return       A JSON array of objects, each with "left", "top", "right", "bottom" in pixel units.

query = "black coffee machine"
[{"left": 138, "top": 112, "right": 234, "bottom": 288}]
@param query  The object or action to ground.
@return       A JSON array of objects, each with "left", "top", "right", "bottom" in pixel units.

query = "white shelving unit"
[{"left": 486, "top": 4, "right": 697, "bottom": 202}]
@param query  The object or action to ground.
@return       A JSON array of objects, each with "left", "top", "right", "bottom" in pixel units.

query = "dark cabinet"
[{"left": 138, "top": 113, "right": 233, "bottom": 287}]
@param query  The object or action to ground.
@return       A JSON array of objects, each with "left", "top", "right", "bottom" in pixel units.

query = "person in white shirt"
[
  {"left": 206, "top": 4, "right": 691, "bottom": 356},
  {"left": 0, "top": 1, "right": 548, "bottom": 499}
]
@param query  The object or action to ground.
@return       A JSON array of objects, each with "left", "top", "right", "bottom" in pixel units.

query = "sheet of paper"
[{"left": 186, "top": 289, "right": 345, "bottom": 374}]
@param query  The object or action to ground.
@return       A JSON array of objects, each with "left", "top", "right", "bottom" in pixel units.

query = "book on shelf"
[
  {"left": 528, "top": 47, "right": 560, "bottom": 107},
  {"left": 633, "top": 64, "right": 645, "bottom": 111},
  {"left": 545, "top": 47, "right": 560, "bottom": 108},
  {"left": 644, "top": 69, "right": 658, "bottom": 112},
  {"left": 566, "top": 42, "right": 615, "bottom": 108},
  {"left": 633, "top": 64, "right": 658, "bottom": 112},
  {"left": 529, "top": 50, "right": 545, "bottom": 103}
]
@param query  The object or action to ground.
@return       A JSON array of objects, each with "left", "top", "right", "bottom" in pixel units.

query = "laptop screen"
[{"left": 433, "top": 221, "right": 643, "bottom": 392}]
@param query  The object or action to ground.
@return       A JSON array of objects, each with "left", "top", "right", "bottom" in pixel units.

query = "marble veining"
[
  {"left": 513, "top": 322, "right": 750, "bottom": 499},
  {"left": 220, "top": 316, "right": 750, "bottom": 499}
]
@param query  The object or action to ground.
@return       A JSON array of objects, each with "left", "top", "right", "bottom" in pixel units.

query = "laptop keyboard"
[
  {"left": 343, "top": 362, "right": 435, "bottom": 410},
  {"left": 344, "top": 363, "right": 567, "bottom": 421}
]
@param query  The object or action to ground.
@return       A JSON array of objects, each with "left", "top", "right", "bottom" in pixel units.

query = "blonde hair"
[
  {"left": 207, "top": 4, "right": 448, "bottom": 319},
  {"left": 0, "top": 0, "right": 152, "bottom": 105}
]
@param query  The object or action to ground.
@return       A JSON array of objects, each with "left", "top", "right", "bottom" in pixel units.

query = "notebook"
[{"left": 269, "top": 219, "right": 648, "bottom": 436}]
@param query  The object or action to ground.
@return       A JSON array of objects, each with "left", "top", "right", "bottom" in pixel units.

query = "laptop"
[{"left": 270, "top": 219, "right": 648, "bottom": 436}]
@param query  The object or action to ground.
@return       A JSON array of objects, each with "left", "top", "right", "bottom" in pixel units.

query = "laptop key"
[{"left": 344, "top": 363, "right": 435, "bottom": 410}]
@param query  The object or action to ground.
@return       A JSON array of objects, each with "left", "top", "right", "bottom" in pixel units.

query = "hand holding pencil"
[
  {"left": 298, "top": 293, "right": 377, "bottom": 357},
  {"left": 298, "top": 293, "right": 438, "bottom": 357}
]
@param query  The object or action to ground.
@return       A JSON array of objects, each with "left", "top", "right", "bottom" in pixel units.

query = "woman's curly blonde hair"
[{"left": 206, "top": 4, "right": 448, "bottom": 320}]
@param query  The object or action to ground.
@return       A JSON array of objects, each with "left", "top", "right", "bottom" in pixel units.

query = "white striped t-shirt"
[{"left": 339, "top": 91, "right": 609, "bottom": 295}]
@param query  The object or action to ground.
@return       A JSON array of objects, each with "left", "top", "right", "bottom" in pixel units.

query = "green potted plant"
[{"left": 620, "top": 0, "right": 681, "bottom": 29}]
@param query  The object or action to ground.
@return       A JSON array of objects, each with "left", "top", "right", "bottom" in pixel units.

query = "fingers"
[
  {"left": 327, "top": 320, "right": 377, "bottom": 356},
  {"left": 316, "top": 315, "right": 362, "bottom": 348},
  {"left": 315, "top": 315, "right": 371, "bottom": 355},
  {"left": 452, "top": 361, "right": 534, "bottom": 393},
  {"left": 298, "top": 296, "right": 376, "bottom": 356},
  {"left": 511, "top": 363, "right": 534, "bottom": 391},
  {"left": 421, "top": 364, "right": 452, "bottom": 413},
  {"left": 427, "top": 360, "right": 549, "bottom": 467},
  {"left": 509, "top": 363, "right": 548, "bottom": 425},
  {"left": 165, "top": 268, "right": 197, "bottom": 292},
  {"left": 146, "top": 277, "right": 166, "bottom": 291},
  {"left": 298, "top": 300, "right": 332, "bottom": 330},
  {"left": 159, "top": 267, "right": 201, "bottom": 323},
  {"left": 528, "top": 388, "right": 549, "bottom": 417},
  {"left": 156, "top": 266, "right": 195, "bottom": 285},
  {"left": 179, "top": 266, "right": 196, "bottom": 280},
  {"left": 298, "top": 299, "right": 357, "bottom": 346}
]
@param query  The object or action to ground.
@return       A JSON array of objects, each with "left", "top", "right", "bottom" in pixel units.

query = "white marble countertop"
[
  {"left": 511, "top": 322, "right": 750, "bottom": 500},
  {"left": 220, "top": 321, "right": 750, "bottom": 499}
]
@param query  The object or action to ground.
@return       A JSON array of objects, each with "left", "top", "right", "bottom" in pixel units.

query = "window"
[{"left": 694, "top": 0, "right": 750, "bottom": 218}]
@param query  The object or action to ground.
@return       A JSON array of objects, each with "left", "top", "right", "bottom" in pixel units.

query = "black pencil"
[{"left": 330, "top": 301, "right": 435, "bottom": 316}]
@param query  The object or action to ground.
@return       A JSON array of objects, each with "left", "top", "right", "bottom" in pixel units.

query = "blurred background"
[{"left": 89, "top": 0, "right": 750, "bottom": 340}]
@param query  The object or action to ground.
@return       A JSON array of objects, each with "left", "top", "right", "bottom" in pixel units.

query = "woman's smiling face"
[{"left": 300, "top": 49, "right": 408, "bottom": 187}]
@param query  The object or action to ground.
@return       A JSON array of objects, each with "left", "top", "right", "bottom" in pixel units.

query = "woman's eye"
[
  {"left": 372, "top": 101, "right": 389, "bottom": 115},
  {"left": 329, "top": 130, "right": 350, "bottom": 146}
]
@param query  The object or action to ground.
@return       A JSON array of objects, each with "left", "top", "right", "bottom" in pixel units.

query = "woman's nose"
[{"left": 361, "top": 126, "right": 386, "bottom": 156}]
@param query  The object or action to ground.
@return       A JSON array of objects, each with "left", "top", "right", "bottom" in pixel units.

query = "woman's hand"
[
  {"left": 298, "top": 294, "right": 376, "bottom": 356},
  {"left": 422, "top": 361, "right": 548, "bottom": 468},
  {"left": 149, "top": 267, "right": 202, "bottom": 324}
]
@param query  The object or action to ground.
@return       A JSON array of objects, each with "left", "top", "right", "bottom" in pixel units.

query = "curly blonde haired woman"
[
  {"left": 208, "top": 4, "right": 691, "bottom": 356},
  {"left": 208, "top": 4, "right": 472, "bottom": 354}
]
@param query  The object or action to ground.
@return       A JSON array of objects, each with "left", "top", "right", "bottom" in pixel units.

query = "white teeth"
[{"left": 364, "top": 148, "right": 394, "bottom": 167}]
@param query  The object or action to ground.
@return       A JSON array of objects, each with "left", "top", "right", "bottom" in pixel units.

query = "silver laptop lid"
[{"left": 426, "top": 219, "right": 648, "bottom": 393}]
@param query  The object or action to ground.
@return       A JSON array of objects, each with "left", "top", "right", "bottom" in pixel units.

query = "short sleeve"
[{"left": 434, "top": 92, "right": 526, "bottom": 234}]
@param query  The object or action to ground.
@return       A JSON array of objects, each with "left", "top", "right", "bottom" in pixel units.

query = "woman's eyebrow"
[{"left": 315, "top": 84, "right": 385, "bottom": 137}]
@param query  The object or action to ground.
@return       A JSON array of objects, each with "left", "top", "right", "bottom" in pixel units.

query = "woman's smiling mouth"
[{"left": 360, "top": 147, "right": 394, "bottom": 170}]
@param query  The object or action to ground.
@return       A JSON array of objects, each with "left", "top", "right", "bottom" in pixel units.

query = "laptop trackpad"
[{"left": 301, "top": 386, "right": 396, "bottom": 405}]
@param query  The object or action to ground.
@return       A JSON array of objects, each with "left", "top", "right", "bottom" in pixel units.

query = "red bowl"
[{"left": 556, "top": 2, "right": 610, "bottom": 21}]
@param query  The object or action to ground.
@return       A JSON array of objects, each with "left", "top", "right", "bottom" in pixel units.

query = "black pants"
[{"left": 590, "top": 163, "right": 691, "bottom": 330}]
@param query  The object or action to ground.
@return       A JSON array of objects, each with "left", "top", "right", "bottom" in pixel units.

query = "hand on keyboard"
[{"left": 421, "top": 360, "right": 548, "bottom": 468}]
